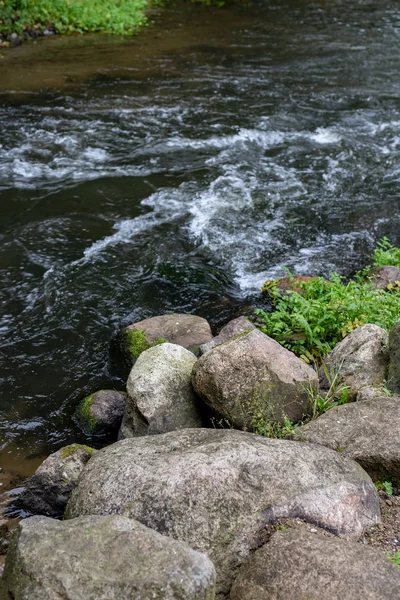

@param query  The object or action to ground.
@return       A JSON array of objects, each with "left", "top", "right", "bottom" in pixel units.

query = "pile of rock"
[{"left": 3, "top": 311, "right": 400, "bottom": 599}]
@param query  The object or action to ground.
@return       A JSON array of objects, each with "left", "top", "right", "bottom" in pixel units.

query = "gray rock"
[
  {"left": 322, "top": 324, "right": 388, "bottom": 399},
  {"left": 192, "top": 329, "right": 317, "bottom": 430},
  {"left": 77, "top": 390, "right": 126, "bottom": 437},
  {"left": 200, "top": 317, "right": 256, "bottom": 355},
  {"left": 388, "top": 320, "right": 400, "bottom": 394},
  {"left": 0, "top": 515, "right": 216, "bottom": 600},
  {"left": 370, "top": 265, "right": 400, "bottom": 290},
  {"left": 124, "top": 313, "right": 212, "bottom": 362},
  {"left": 291, "top": 396, "right": 400, "bottom": 480},
  {"left": 65, "top": 428, "right": 380, "bottom": 597},
  {"left": 356, "top": 386, "right": 390, "bottom": 402},
  {"left": 17, "top": 445, "right": 95, "bottom": 518},
  {"left": 230, "top": 527, "right": 400, "bottom": 600},
  {"left": 119, "top": 343, "right": 203, "bottom": 438}
]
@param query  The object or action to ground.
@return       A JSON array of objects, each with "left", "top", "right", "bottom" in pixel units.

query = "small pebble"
[
  {"left": 310, "top": 528, "right": 317, "bottom": 533},
  {"left": 386, "top": 499, "right": 393, "bottom": 506}
]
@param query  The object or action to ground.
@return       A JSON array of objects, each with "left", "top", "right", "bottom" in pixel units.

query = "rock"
[
  {"left": 199, "top": 317, "right": 256, "bottom": 355},
  {"left": 17, "top": 444, "right": 95, "bottom": 518},
  {"left": 262, "top": 276, "right": 325, "bottom": 298},
  {"left": 65, "top": 428, "right": 380, "bottom": 597},
  {"left": 76, "top": 390, "right": 126, "bottom": 437},
  {"left": 124, "top": 313, "right": 212, "bottom": 362},
  {"left": 370, "top": 265, "right": 400, "bottom": 290},
  {"left": 321, "top": 324, "right": 388, "bottom": 399},
  {"left": 356, "top": 386, "right": 390, "bottom": 402},
  {"left": 0, "top": 515, "right": 216, "bottom": 600},
  {"left": 192, "top": 329, "right": 317, "bottom": 430},
  {"left": 119, "top": 343, "right": 203, "bottom": 439},
  {"left": 388, "top": 321, "right": 400, "bottom": 394},
  {"left": 9, "top": 33, "right": 20, "bottom": 46},
  {"left": 230, "top": 527, "right": 400, "bottom": 600},
  {"left": 291, "top": 396, "right": 400, "bottom": 480}
]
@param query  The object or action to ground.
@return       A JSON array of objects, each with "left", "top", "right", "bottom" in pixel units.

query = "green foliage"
[
  {"left": 373, "top": 236, "right": 400, "bottom": 268},
  {"left": 308, "top": 361, "right": 350, "bottom": 418},
  {"left": 256, "top": 271, "right": 400, "bottom": 360},
  {"left": 0, "top": 0, "right": 148, "bottom": 36},
  {"left": 125, "top": 329, "right": 167, "bottom": 360},
  {"left": 387, "top": 551, "right": 400, "bottom": 568},
  {"left": 251, "top": 413, "right": 298, "bottom": 438}
]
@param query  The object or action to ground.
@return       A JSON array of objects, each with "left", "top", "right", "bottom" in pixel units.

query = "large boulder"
[
  {"left": 230, "top": 527, "right": 400, "bottom": 600},
  {"left": 76, "top": 390, "right": 126, "bottom": 437},
  {"left": 192, "top": 329, "right": 318, "bottom": 430},
  {"left": 291, "top": 396, "right": 400, "bottom": 480},
  {"left": 119, "top": 343, "right": 203, "bottom": 439},
  {"left": 65, "top": 429, "right": 380, "bottom": 597},
  {"left": 17, "top": 444, "right": 95, "bottom": 518},
  {"left": 0, "top": 515, "right": 216, "bottom": 600},
  {"left": 199, "top": 317, "right": 256, "bottom": 355},
  {"left": 124, "top": 314, "right": 212, "bottom": 362},
  {"left": 388, "top": 320, "right": 400, "bottom": 394},
  {"left": 321, "top": 324, "right": 388, "bottom": 399}
]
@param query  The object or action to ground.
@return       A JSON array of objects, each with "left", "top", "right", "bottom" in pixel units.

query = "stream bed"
[{"left": 1, "top": 0, "right": 400, "bottom": 530}]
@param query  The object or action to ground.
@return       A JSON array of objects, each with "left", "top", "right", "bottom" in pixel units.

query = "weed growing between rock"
[{"left": 255, "top": 239, "right": 400, "bottom": 361}]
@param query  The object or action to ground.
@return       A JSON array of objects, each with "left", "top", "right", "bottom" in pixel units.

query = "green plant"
[
  {"left": 375, "top": 480, "right": 394, "bottom": 495},
  {"left": 387, "top": 551, "right": 400, "bottom": 567},
  {"left": 381, "top": 380, "right": 393, "bottom": 397},
  {"left": 0, "top": 0, "right": 149, "bottom": 36},
  {"left": 255, "top": 271, "right": 400, "bottom": 360},
  {"left": 373, "top": 237, "right": 400, "bottom": 268},
  {"left": 250, "top": 413, "right": 298, "bottom": 438},
  {"left": 305, "top": 360, "right": 350, "bottom": 419}
]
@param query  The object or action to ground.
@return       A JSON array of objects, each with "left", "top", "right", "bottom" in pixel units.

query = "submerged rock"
[
  {"left": 230, "top": 527, "right": 400, "bottom": 600},
  {"left": 199, "top": 316, "right": 256, "bottom": 355},
  {"left": 17, "top": 444, "right": 95, "bottom": 518},
  {"left": 119, "top": 343, "right": 203, "bottom": 438},
  {"left": 124, "top": 313, "right": 212, "bottom": 362},
  {"left": 65, "top": 428, "right": 380, "bottom": 597},
  {"left": 77, "top": 390, "right": 126, "bottom": 437},
  {"left": 0, "top": 515, "right": 216, "bottom": 600},
  {"left": 192, "top": 329, "right": 317, "bottom": 430},
  {"left": 291, "top": 396, "right": 400, "bottom": 480},
  {"left": 321, "top": 324, "right": 388, "bottom": 398}
]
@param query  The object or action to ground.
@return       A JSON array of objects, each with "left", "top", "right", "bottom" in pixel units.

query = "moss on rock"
[
  {"left": 60, "top": 444, "right": 95, "bottom": 460},
  {"left": 125, "top": 329, "right": 168, "bottom": 361}
]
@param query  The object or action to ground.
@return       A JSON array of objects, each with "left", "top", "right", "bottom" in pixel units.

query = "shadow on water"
[{"left": 1, "top": 0, "right": 400, "bottom": 489}]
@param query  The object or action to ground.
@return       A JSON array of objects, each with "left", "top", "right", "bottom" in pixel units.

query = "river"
[{"left": 1, "top": 0, "right": 400, "bottom": 527}]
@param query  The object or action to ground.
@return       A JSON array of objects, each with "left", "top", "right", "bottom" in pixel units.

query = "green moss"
[
  {"left": 125, "top": 329, "right": 168, "bottom": 361},
  {"left": 60, "top": 444, "right": 94, "bottom": 460},
  {"left": 79, "top": 393, "right": 98, "bottom": 433}
]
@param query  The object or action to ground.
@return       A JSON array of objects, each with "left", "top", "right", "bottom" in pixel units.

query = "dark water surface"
[{"left": 1, "top": 0, "right": 400, "bottom": 482}]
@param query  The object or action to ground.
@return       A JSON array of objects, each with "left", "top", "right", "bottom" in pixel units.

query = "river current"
[{"left": 1, "top": 0, "right": 400, "bottom": 482}]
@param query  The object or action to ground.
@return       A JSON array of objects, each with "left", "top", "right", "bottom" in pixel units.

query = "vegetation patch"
[
  {"left": 1, "top": 0, "right": 149, "bottom": 37},
  {"left": 60, "top": 444, "right": 94, "bottom": 460},
  {"left": 125, "top": 328, "right": 167, "bottom": 360},
  {"left": 78, "top": 393, "right": 98, "bottom": 433},
  {"left": 255, "top": 239, "right": 400, "bottom": 362}
]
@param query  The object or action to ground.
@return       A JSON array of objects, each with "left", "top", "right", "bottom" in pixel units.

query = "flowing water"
[{"left": 1, "top": 0, "right": 400, "bottom": 514}]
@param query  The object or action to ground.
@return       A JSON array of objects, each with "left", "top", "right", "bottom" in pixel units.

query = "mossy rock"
[
  {"left": 77, "top": 390, "right": 126, "bottom": 437},
  {"left": 124, "top": 329, "right": 167, "bottom": 362}
]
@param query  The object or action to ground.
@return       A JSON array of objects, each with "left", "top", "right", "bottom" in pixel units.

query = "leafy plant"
[
  {"left": 0, "top": 0, "right": 149, "bottom": 36},
  {"left": 250, "top": 413, "right": 298, "bottom": 439},
  {"left": 373, "top": 236, "right": 400, "bottom": 268},
  {"left": 255, "top": 271, "right": 400, "bottom": 360},
  {"left": 387, "top": 551, "right": 400, "bottom": 568}
]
